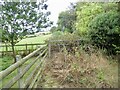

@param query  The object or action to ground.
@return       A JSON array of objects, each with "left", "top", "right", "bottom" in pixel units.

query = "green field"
[
  {"left": 0, "top": 34, "right": 51, "bottom": 52},
  {"left": 17, "top": 34, "right": 51, "bottom": 44},
  {"left": 0, "top": 34, "right": 51, "bottom": 71}
]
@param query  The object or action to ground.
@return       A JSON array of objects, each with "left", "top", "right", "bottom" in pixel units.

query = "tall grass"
[{"left": 39, "top": 46, "right": 118, "bottom": 88}]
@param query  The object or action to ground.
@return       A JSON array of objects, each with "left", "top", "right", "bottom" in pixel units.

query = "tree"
[
  {"left": 88, "top": 11, "right": 120, "bottom": 54},
  {"left": 50, "top": 26, "right": 58, "bottom": 33},
  {"left": 0, "top": 1, "right": 52, "bottom": 62},
  {"left": 75, "top": 2, "right": 118, "bottom": 36},
  {"left": 57, "top": 3, "right": 76, "bottom": 33}
]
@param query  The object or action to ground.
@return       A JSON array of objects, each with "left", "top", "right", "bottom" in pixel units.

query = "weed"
[
  {"left": 97, "top": 69, "right": 105, "bottom": 82},
  {"left": 37, "top": 46, "right": 118, "bottom": 88}
]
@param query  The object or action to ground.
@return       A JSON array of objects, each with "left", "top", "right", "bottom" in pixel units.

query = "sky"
[{"left": 46, "top": 0, "right": 79, "bottom": 26}]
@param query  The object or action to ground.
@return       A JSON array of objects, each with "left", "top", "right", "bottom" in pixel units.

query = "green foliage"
[
  {"left": 50, "top": 32, "right": 79, "bottom": 42},
  {"left": 0, "top": 55, "right": 13, "bottom": 71},
  {"left": 1, "top": 1, "right": 51, "bottom": 44},
  {"left": 75, "top": 3, "right": 102, "bottom": 36},
  {"left": 57, "top": 3, "right": 76, "bottom": 33},
  {"left": 88, "top": 11, "right": 120, "bottom": 54},
  {"left": 97, "top": 69, "right": 105, "bottom": 81},
  {"left": 0, "top": 1, "right": 51, "bottom": 61},
  {"left": 75, "top": 2, "right": 119, "bottom": 54},
  {"left": 50, "top": 26, "right": 58, "bottom": 33},
  {"left": 75, "top": 3, "right": 118, "bottom": 36},
  {"left": 48, "top": 32, "right": 80, "bottom": 52},
  {"left": 51, "top": 31, "right": 64, "bottom": 38}
]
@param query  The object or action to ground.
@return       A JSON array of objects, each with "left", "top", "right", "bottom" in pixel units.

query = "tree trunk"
[{"left": 11, "top": 39, "right": 16, "bottom": 63}]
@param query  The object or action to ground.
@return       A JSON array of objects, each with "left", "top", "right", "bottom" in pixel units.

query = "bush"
[
  {"left": 48, "top": 32, "right": 80, "bottom": 53},
  {"left": 88, "top": 11, "right": 120, "bottom": 54},
  {"left": 50, "top": 32, "right": 80, "bottom": 44}
]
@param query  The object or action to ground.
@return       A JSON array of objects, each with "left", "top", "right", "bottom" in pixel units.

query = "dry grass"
[{"left": 38, "top": 47, "right": 118, "bottom": 88}]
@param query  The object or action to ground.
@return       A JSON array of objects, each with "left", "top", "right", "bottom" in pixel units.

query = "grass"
[
  {"left": 0, "top": 56, "right": 41, "bottom": 88},
  {"left": 39, "top": 47, "right": 118, "bottom": 88},
  {"left": 16, "top": 34, "right": 51, "bottom": 45},
  {"left": 0, "top": 34, "right": 51, "bottom": 88},
  {"left": 0, "top": 34, "right": 51, "bottom": 52},
  {"left": 0, "top": 55, "right": 13, "bottom": 71}
]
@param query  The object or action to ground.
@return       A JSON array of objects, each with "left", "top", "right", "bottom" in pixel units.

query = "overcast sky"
[{"left": 46, "top": 0, "right": 79, "bottom": 26}]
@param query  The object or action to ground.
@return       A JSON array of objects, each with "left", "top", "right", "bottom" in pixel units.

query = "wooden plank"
[
  {"left": 16, "top": 55, "right": 23, "bottom": 88},
  {"left": 33, "top": 53, "right": 48, "bottom": 88},
  {"left": 23, "top": 49, "right": 47, "bottom": 88},
  {"left": 5, "top": 44, "right": 8, "bottom": 52},
  {"left": 48, "top": 42, "right": 51, "bottom": 58},
  {"left": 26, "top": 44, "right": 28, "bottom": 54},
  {"left": 0, "top": 43, "right": 45, "bottom": 47},
  {"left": 15, "top": 43, "right": 46, "bottom": 46},
  {"left": 0, "top": 43, "right": 47, "bottom": 53},
  {"left": 28, "top": 53, "right": 47, "bottom": 88},
  {"left": 33, "top": 73, "right": 42, "bottom": 88},
  {"left": 0, "top": 46, "right": 46, "bottom": 80},
  {"left": 2, "top": 48, "right": 47, "bottom": 88},
  {"left": 23, "top": 61, "right": 41, "bottom": 88},
  {"left": 0, "top": 50, "right": 32, "bottom": 53},
  {"left": 34, "top": 53, "right": 48, "bottom": 88}
]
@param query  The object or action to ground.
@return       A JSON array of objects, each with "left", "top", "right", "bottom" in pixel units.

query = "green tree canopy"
[
  {"left": 0, "top": 1, "right": 52, "bottom": 62},
  {"left": 89, "top": 11, "right": 120, "bottom": 54},
  {"left": 57, "top": 3, "right": 76, "bottom": 33},
  {"left": 75, "top": 2, "right": 118, "bottom": 36}
]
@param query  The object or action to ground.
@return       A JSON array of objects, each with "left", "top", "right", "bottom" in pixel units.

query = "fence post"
[
  {"left": 48, "top": 41, "right": 51, "bottom": 58},
  {"left": 16, "top": 55, "right": 23, "bottom": 89},
  {"left": 5, "top": 44, "right": 8, "bottom": 52},
  {"left": 31, "top": 44, "right": 33, "bottom": 51},
  {"left": 25, "top": 44, "right": 27, "bottom": 54},
  {"left": 5, "top": 44, "right": 8, "bottom": 55}
]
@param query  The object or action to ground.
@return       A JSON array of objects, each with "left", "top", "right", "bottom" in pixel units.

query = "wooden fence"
[
  {"left": 47, "top": 39, "right": 89, "bottom": 57},
  {"left": 0, "top": 45, "right": 48, "bottom": 89},
  {"left": 0, "top": 43, "right": 46, "bottom": 55},
  {"left": 0, "top": 39, "right": 88, "bottom": 89}
]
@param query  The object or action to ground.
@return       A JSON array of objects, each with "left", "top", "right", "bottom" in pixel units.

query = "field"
[
  {"left": 16, "top": 34, "right": 51, "bottom": 45},
  {"left": 0, "top": 34, "right": 51, "bottom": 71},
  {"left": 0, "top": 34, "right": 51, "bottom": 52}
]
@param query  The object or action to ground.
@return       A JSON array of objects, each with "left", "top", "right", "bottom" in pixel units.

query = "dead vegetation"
[{"left": 37, "top": 47, "right": 118, "bottom": 88}]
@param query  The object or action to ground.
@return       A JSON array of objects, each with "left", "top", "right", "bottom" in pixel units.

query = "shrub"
[
  {"left": 88, "top": 11, "right": 120, "bottom": 54},
  {"left": 48, "top": 32, "right": 80, "bottom": 53},
  {"left": 50, "top": 31, "right": 80, "bottom": 43}
]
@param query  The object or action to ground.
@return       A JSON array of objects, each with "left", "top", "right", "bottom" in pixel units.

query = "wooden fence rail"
[
  {"left": 0, "top": 45, "right": 48, "bottom": 89},
  {"left": 0, "top": 39, "right": 86, "bottom": 89},
  {"left": 0, "top": 43, "right": 45, "bottom": 47},
  {"left": 0, "top": 43, "right": 46, "bottom": 53}
]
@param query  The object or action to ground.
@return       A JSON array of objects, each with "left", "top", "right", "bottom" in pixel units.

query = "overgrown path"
[{"left": 37, "top": 51, "right": 118, "bottom": 88}]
